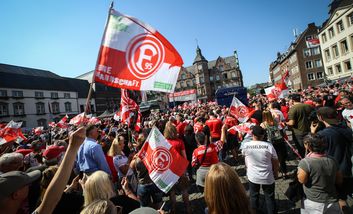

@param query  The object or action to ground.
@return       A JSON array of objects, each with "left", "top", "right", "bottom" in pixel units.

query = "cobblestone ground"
[{"left": 162, "top": 136, "right": 353, "bottom": 214}]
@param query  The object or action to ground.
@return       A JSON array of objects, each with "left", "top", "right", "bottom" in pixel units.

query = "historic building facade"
[
  {"left": 269, "top": 23, "right": 325, "bottom": 90},
  {"left": 174, "top": 46, "right": 244, "bottom": 102},
  {"left": 319, "top": 1, "right": 353, "bottom": 81},
  {"left": 0, "top": 63, "right": 93, "bottom": 129}
]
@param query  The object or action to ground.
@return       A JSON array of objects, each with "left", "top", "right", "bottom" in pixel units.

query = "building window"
[
  {"left": 200, "top": 77, "right": 204, "bottom": 84},
  {"left": 37, "top": 119, "right": 47, "bottom": 127},
  {"left": 181, "top": 73, "right": 186, "bottom": 79},
  {"left": 51, "top": 92, "right": 59, "bottom": 99},
  {"left": 13, "top": 102, "right": 25, "bottom": 116},
  {"left": 216, "top": 75, "right": 220, "bottom": 81},
  {"left": 36, "top": 102, "right": 45, "bottom": 114},
  {"left": 332, "top": 45, "right": 339, "bottom": 57},
  {"left": 0, "top": 103, "right": 9, "bottom": 117},
  {"left": 328, "top": 27, "right": 335, "bottom": 38},
  {"left": 51, "top": 102, "right": 60, "bottom": 114},
  {"left": 321, "top": 33, "right": 327, "bottom": 43},
  {"left": 12, "top": 91, "right": 23, "bottom": 98},
  {"left": 344, "top": 60, "right": 352, "bottom": 71},
  {"left": 64, "top": 93, "right": 71, "bottom": 98},
  {"left": 65, "top": 102, "right": 72, "bottom": 112},
  {"left": 80, "top": 105, "right": 85, "bottom": 113},
  {"left": 210, "top": 76, "right": 214, "bottom": 81},
  {"left": 0, "top": 90, "right": 7, "bottom": 98},
  {"left": 304, "top": 49, "right": 311, "bottom": 57},
  {"left": 311, "top": 47, "right": 320, "bottom": 55},
  {"left": 348, "top": 12, "right": 353, "bottom": 26},
  {"left": 314, "top": 59, "right": 322, "bottom": 67},
  {"left": 35, "top": 91, "right": 44, "bottom": 98},
  {"left": 305, "top": 35, "right": 313, "bottom": 41},
  {"left": 328, "top": 67, "right": 333, "bottom": 75},
  {"left": 223, "top": 73, "right": 228, "bottom": 79},
  {"left": 317, "top": 72, "right": 324, "bottom": 79},
  {"left": 324, "top": 49, "right": 331, "bottom": 61},
  {"left": 305, "top": 61, "right": 313, "bottom": 69},
  {"left": 192, "top": 79, "right": 196, "bottom": 86},
  {"left": 340, "top": 39, "right": 349, "bottom": 54},
  {"left": 307, "top": 73, "right": 315, "bottom": 81},
  {"left": 335, "top": 64, "right": 342, "bottom": 74},
  {"left": 337, "top": 20, "right": 344, "bottom": 33},
  {"left": 231, "top": 72, "right": 236, "bottom": 78},
  {"left": 219, "top": 65, "right": 224, "bottom": 72}
]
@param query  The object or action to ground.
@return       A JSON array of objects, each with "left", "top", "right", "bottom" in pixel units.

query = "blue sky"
[{"left": 0, "top": 0, "right": 330, "bottom": 87}]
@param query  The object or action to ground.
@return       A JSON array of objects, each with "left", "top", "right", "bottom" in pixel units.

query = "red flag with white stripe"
[
  {"left": 120, "top": 89, "right": 141, "bottom": 131},
  {"left": 94, "top": 8, "right": 183, "bottom": 93},
  {"left": 138, "top": 126, "right": 188, "bottom": 193},
  {"left": 229, "top": 96, "right": 251, "bottom": 123},
  {"left": 0, "top": 121, "right": 27, "bottom": 145}
]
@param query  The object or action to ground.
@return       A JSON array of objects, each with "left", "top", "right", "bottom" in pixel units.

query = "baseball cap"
[
  {"left": 0, "top": 170, "right": 41, "bottom": 199},
  {"left": 42, "top": 145, "right": 65, "bottom": 160},
  {"left": 317, "top": 107, "right": 338, "bottom": 125}
]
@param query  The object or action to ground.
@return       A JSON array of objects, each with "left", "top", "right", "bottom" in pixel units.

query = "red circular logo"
[
  {"left": 271, "top": 88, "right": 281, "bottom": 97},
  {"left": 151, "top": 147, "right": 172, "bottom": 172},
  {"left": 235, "top": 106, "right": 249, "bottom": 118},
  {"left": 126, "top": 33, "right": 165, "bottom": 80}
]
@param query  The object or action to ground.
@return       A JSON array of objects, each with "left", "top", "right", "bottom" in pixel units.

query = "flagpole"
[{"left": 84, "top": 1, "right": 114, "bottom": 116}]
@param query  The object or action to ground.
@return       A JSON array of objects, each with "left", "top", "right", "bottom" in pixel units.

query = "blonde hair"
[
  {"left": 83, "top": 171, "right": 115, "bottom": 207},
  {"left": 262, "top": 110, "right": 275, "bottom": 126},
  {"left": 80, "top": 199, "right": 118, "bottom": 214},
  {"left": 163, "top": 121, "right": 177, "bottom": 140},
  {"left": 205, "top": 163, "right": 252, "bottom": 214}
]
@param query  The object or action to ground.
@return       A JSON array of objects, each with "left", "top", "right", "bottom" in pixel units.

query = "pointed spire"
[{"left": 193, "top": 45, "right": 207, "bottom": 65}]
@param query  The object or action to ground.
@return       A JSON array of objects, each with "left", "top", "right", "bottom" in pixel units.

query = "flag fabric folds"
[
  {"left": 94, "top": 9, "right": 183, "bottom": 93},
  {"left": 229, "top": 96, "right": 251, "bottom": 123},
  {"left": 306, "top": 38, "right": 320, "bottom": 48},
  {"left": 138, "top": 126, "right": 188, "bottom": 193},
  {"left": 120, "top": 89, "right": 141, "bottom": 131},
  {"left": 0, "top": 121, "right": 27, "bottom": 145}
]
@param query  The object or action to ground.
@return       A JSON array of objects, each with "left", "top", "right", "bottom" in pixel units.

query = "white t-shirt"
[
  {"left": 342, "top": 108, "right": 353, "bottom": 131},
  {"left": 242, "top": 140, "right": 278, "bottom": 185}
]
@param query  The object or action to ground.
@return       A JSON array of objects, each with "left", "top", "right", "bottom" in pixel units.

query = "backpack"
[{"left": 265, "top": 123, "right": 283, "bottom": 143}]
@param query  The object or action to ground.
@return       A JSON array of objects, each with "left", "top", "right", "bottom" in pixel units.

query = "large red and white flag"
[
  {"left": 0, "top": 121, "right": 27, "bottom": 145},
  {"left": 229, "top": 96, "right": 251, "bottom": 123},
  {"left": 138, "top": 126, "right": 188, "bottom": 193},
  {"left": 306, "top": 38, "right": 320, "bottom": 48},
  {"left": 94, "top": 8, "right": 183, "bottom": 93}
]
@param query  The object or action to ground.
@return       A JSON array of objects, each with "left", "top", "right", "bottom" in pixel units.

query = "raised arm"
[{"left": 35, "top": 127, "right": 86, "bottom": 214}]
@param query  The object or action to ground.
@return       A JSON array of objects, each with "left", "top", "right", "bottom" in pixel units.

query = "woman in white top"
[{"left": 108, "top": 135, "right": 131, "bottom": 179}]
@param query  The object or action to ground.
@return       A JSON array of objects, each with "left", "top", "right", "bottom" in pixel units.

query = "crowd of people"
[{"left": 1, "top": 81, "right": 353, "bottom": 214}]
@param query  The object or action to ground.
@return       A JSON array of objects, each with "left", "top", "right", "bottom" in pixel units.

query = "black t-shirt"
[
  {"left": 317, "top": 126, "right": 353, "bottom": 176},
  {"left": 323, "top": 95, "right": 337, "bottom": 107},
  {"left": 251, "top": 110, "right": 263, "bottom": 124},
  {"left": 53, "top": 191, "right": 84, "bottom": 214},
  {"left": 110, "top": 195, "right": 140, "bottom": 214}
]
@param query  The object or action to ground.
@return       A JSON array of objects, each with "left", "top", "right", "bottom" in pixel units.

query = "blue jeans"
[
  {"left": 248, "top": 181, "right": 276, "bottom": 214},
  {"left": 137, "top": 183, "right": 163, "bottom": 207}
]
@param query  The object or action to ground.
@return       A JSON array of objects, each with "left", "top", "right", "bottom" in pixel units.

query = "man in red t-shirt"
[
  {"left": 205, "top": 111, "right": 222, "bottom": 142},
  {"left": 176, "top": 114, "right": 187, "bottom": 138}
]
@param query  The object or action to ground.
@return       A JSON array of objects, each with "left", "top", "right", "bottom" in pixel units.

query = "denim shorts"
[{"left": 137, "top": 183, "right": 163, "bottom": 206}]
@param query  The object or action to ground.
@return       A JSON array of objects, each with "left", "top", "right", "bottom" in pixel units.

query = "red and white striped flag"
[
  {"left": 57, "top": 115, "right": 69, "bottom": 129},
  {"left": 0, "top": 121, "right": 27, "bottom": 145},
  {"left": 306, "top": 38, "right": 320, "bottom": 48},
  {"left": 94, "top": 8, "right": 183, "bottom": 93},
  {"left": 229, "top": 96, "right": 251, "bottom": 123},
  {"left": 138, "top": 126, "right": 188, "bottom": 193},
  {"left": 69, "top": 113, "right": 90, "bottom": 126},
  {"left": 120, "top": 89, "right": 141, "bottom": 131}
]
